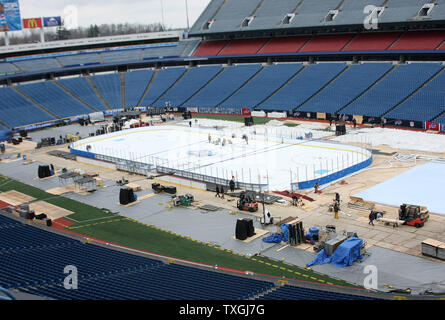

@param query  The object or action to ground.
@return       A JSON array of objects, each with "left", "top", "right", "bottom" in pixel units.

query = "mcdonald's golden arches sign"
[{"left": 22, "top": 18, "right": 43, "bottom": 29}]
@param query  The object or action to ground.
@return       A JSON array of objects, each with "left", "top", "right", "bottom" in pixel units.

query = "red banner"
[
  {"left": 241, "top": 108, "right": 251, "bottom": 116},
  {"left": 23, "top": 18, "right": 43, "bottom": 29},
  {"left": 425, "top": 122, "right": 441, "bottom": 131}
]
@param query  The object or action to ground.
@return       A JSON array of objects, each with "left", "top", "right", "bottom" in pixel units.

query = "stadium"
[{"left": 1, "top": 0, "right": 445, "bottom": 304}]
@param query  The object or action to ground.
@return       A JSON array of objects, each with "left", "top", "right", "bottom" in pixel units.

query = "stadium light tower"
[
  {"left": 185, "top": 0, "right": 190, "bottom": 31},
  {"left": 160, "top": 0, "right": 165, "bottom": 29}
]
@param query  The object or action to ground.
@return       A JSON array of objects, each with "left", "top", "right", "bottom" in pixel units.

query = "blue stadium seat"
[
  {"left": 300, "top": 63, "right": 394, "bottom": 114},
  {"left": 0, "top": 87, "right": 56, "bottom": 127},
  {"left": 90, "top": 73, "right": 123, "bottom": 109},
  {"left": 342, "top": 63, "right": 443, "bottom": 117},
  {"left": 221, "top": 63, "right": 304, "bottom": 109},
  {"left": 16, "top": 81, "right": 94, "bottom": 118},
  {"left": 124, "top": 69, "right": 154, "bottom": 108},
  {"left": 258, "top": 63, "right": 347, "bottom": 111},
  {"left": 57, "top": 77, "right": 108, "bottom": 111},
  {"left": 154, "top": 65, "right": 223, "bottom": 108},
  {"left": 184, "top": 64, "right": 263, "bottom": 108},
  {"left": 139, "top": 67, "right": 187, "bottom": 106}
]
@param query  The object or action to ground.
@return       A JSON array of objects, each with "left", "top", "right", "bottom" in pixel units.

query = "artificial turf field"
[{"left": 0, "top": 173, "right": 358, "bottom": 288}]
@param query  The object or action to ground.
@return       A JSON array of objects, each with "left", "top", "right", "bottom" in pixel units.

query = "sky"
[{"left": 17, "top": 0, "right": 211, "bottom": 29}]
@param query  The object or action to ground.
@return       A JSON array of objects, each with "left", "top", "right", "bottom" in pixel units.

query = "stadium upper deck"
[{"left": 190, "top": 0, "right": 445, "bottom": 37}]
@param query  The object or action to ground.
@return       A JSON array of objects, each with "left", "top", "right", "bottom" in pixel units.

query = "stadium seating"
[
  {"left": 300, "top": 63, "right": 394, "bottom": 114},
  {"left": 343, "top": 32, "right": 402, "bottom": 51},
  {"left": 378, "top": 0, "right": 432, "bottom": 24},
  {"left": 17, "top": 81, "right": 93, "bottom": 118},
  {"left": 194, "top": 40, "right": 228, "bottom": 56},
  {"left": 300, "top": 34, "right": 356, "bottom": 53},
  {"left": 258, "top": 63, "right": 347, "bottom": 111},
  {"left": 342, "top": 63, "right": 443, "bottom": 117},
  {"left": 259, "top": 36, "right": 311, "bottom": 54},
  {"left": 219, "top": 38, "right": 268, "bottom": 55},
  {"left": 13, "top": 58, "right": 60, "bottom": 73},
  {"left": 154, "top": 65, "right": 223, "bottom": 108},
  {"left": 101, "top": 49, "right": 143, "bottom": 64},
  {"left": 190, "top": 0, "right": 445, "bottom": 35},
  {"left": 90, "top": 73, "right": 123, "bottom": 109},
  {"left": 184, "top": 64, "right": 263, "bottom": 108},
  {"left": 124, "top": 69, "right": 154, "bottom": 108},
  {"left": 0, "top": 87, "right": 55, "bottom": 128},
  {"left": 434, "top": 113, "right": 445, "bottom": 124},
  {"left": 245, "top": 0, "right": 299, "bottom": 30},
  {"left": 0, "top": 63, "right": 20, "bottom": 75},
  {"left": 57, "top": 53, "right": 101, "bottom": 67},
  {"left": 385, "top": 69, "right": 445, "bottom": 122},
  {"left": 0, "top": 214, "right": 274, "bottom": 300},
  {"left": 259, "top": 285, "right": 378, "bottom": 300},
  {"left": 221, "top": 63, "right": 304, "bottom": 109},
  {"left": 389, "top": 30, "right": 445, "bottom": 50},
  {"left": 57, "top": 77, "right": 108, "bottom": 111},
  {"left": 139, "top": 67, "right": 187, "bottom": 106}
]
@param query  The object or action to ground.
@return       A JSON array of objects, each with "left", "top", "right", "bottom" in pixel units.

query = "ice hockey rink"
[{"left": 71, "top": 125, "right": 372, "bottom": 191}]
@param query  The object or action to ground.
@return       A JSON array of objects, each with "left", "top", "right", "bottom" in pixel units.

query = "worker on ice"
[
  {"left": 229, "top": 177, "right": 235, "bottom": 193},
  {"left": 208, "top": 133, "right": 211, "bottom": 143}
]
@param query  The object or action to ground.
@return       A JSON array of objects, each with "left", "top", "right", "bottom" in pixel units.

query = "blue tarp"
[
  {"left": 262, "top": 224, "right": 291, "bottom": 243},
  {"left": 0, "top": 130, "right": 12, "bottom": 142},
  {"left": 306, "top": 237, "right": 364, "bottom": 268}
]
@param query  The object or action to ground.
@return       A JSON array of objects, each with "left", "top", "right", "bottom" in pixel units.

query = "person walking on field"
[
  {"left": 215, "top": 185, "right": 220, "bottom": 198},
  {"left": 220, "top": 186, "right": 225, "bottom": 199},
  {"left": 333, "top": 201, "right": 340, "bottom": 219},
  {"left": 229, "top": 178, "right": 235, "bottom": 193}
]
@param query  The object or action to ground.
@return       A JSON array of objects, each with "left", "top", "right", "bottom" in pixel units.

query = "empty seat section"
[
  {"left": 222, "top": 63, "right": 303, "bottom": 109},
  {"left": 435, "top": 113, "right": 445, "bottom": 124},
  {"left": 194, "top": 40, "right": 228, "bottom": 56},
  {"left": 259, "top": 36, "right": 310, "bottom": 54},
  {"left": 291, "top": 0, "right": 342, "bottom": 28},
  {"left": 246, "top": 0, "right": 299, "bottom": 30},
  {"left": 154, "top": 65, "right": 223, "bottom": 107},
  {"left": 90, "top": 73, "right": 122, "bottom": 109},
  {"left": 301, "top": 63, "right": 394, "bottom": 114},
  {"left": 17, "top": 81, "right": 92, "bottom": 118},
  {"left": 343, "top": 32, "right": 401, "bottom": 51},
  {"left": 139, "top": 67, "right": 187, "bottom": 106},
  {"left": 57, "top": 77, "right": 108, "bottom": 111},
  {"left": 185, "top": 64, "right": 263, "bottom": 108},
  {"left": 177, "top": 39, "right": 201, "bottom": 57},
  {"left": 342, "top": 63, "right": 443, "bottom": 117},
  {"left": 386, "top": 68, "right": 445, "bottom": 122},
  {"left": 143, "top": 44, "right": 181, "bottom": 59},
  {"left": 13, "top": 58, "right": 60, "bottom": 72},
  {"left": 430, "top": 0, "right": 445, "bottom": 20},
  {"left": 0, "top": 87, "right": 55, "bottom": 127},
  {"left": 206, "top": 0, "right": 263, "bottom": 33},
  {"left": 390, "top": 30, "right": 445, "bottom": 50},
  {"left": 379, "top": 0, "right": 430, "bottom": 24},
  {"left": 332, "top": 0, "right": 383, "bottom": 26},
  {"left": 57, "top": 53, "right": 101, "bottom": 67},
  {"left": 219, "top": 38, "right": 268, "bottom": 55},
  {"left": 189, "top": 0, "right": 226, "bottom": 34},
  {"left": 259, "top": 285, "right": 378, "bottom": 300},
  {"left": 258, "top": 63, "right": 347, "bottom": 111},
  {"left": 101, "top": 50, "right": 142, "bottom": 64},
  {"left": 124, "top": 70, "right": 154, "bottom": 108},
  {"left": 0, "top": 63, "right": 19, "bottom": 75},
  {"left": 300, "top": 34, "right": 355, "bottom": 52}
]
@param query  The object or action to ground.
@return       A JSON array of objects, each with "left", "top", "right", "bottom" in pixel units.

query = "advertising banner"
[
  {"left": 43, "top": 16, "right": 61, "bottom": 27},
  {"left": 23, "top": 17, "right": 42, "bottom": 29},
  {"left": 0, "top": 0, "right": 22, "bottom": 31}
]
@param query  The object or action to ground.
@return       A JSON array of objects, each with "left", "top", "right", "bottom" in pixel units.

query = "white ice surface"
[{"left": 72, "top": 125, "right": 370, "bottom": 191}]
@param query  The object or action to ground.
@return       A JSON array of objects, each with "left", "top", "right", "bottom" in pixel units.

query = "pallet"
[
  {"left": 46, "top": 185, "right": 77, "bottom": 196},
  {"left": 232, "top": 228, "right": 269, "bottom": 243}
]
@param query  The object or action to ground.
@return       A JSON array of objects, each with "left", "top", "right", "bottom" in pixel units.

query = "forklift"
[
  {"left": 399, "top": 204, "right": 429, "bottom": 228},
  {"left": 237, "top": 192, "right": 259, "bottom": 212}
]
